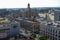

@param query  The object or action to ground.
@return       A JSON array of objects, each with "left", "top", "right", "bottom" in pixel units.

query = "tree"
[
  {"left": 32, "top": 33, "right": 36, "bottom": 38},
  {"left": 38, "top": 35, "right": 48, "bottom": 40}
]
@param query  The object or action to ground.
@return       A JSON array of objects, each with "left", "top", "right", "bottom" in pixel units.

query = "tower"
[
  {"left": 28, "top": 3, "right": 30, "bottom": 9},
  {"left": 27, "top": 3, "right": 31, "bottom": 20}
]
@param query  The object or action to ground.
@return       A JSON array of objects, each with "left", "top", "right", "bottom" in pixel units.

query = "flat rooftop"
[
  {"left": 38, "top": 13, "right": 54, "bottom": 21},
  {"left": 0, "top": 18, "right": 10, "bottom": 23}
]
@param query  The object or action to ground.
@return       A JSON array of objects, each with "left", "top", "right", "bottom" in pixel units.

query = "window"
[
  {"left": 55, "top": 34, "right": 57, "bottom": 36},
  {"left": 5, "top": 29, "right": 10, "bottom": 32},
  {"left": 59, "top": 31, "right": 60, "bottom": 34},
  {"left": 59, "top": 13, "right": 60, "bottom": 21},
  {"left": 59, "top": 39, "right": 60, "bottom": 40},
  {"left": 55, "top": 30, "right": 57, "bottom": 33},
  {"left": 13, "top": 25, "right": 17, "bottom": 28},
  {"left": 54, "top": 38, "right": 57, "bottom": 40},
  {"left": 58, "top": 35, "right": 60, "bottom": 37},
  {"left": 53, "top": 30, "right": 54, "bottom": 33}
]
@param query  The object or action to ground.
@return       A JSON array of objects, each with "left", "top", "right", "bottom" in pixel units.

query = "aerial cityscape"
[{"left": 0, "top": 0, "right": 60, "bottom": 40}]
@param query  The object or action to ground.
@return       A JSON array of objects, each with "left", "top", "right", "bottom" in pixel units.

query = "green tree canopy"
[
  {"left": 32, "top": 33, "right": 36, "bottom": 38},
  {"left": 38, "top": 35, "right": 48, "bottom": 40}
]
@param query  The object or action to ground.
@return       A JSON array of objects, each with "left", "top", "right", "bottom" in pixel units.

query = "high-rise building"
[
  {"left": 54, "top": 10, "right": 60, "bottom": 23},
  {"left": 40, "top": 23, "right": 60, "bottom": 40}
]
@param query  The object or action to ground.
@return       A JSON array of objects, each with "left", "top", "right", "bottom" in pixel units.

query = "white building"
[
  {"left": 40, "top": 22, "right": 60, "bottom": 40},
  {"left": 54, "top": 10, "right": 60, "bottom": 23}
]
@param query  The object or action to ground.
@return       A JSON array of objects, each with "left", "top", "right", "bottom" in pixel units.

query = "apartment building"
[
  {"left": 40, "top": 22, "right": 60, "bottom": 40},
  {"left": 0, "top": 18, "right": 20, "bottom": 39},
  {"left": 54, "top": 10, "right": 60, "bottom": 23}
]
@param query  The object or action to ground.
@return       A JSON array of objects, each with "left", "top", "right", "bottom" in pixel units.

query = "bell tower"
[{"left": 28, "top": 3, "right": 30, "bottom": 9}]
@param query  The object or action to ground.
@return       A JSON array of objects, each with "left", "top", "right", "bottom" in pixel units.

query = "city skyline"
[{"left": 0, "top": 0, "right": 60, "bottom": 8}]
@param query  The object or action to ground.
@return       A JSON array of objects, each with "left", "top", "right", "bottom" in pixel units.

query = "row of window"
[{"left": 0, "top": 29, "right": 10, "bottom": 33}]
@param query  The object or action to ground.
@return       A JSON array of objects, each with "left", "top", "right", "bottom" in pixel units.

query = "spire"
[{"left": 28, "top": 3, "right": 30, "bottom": 8}]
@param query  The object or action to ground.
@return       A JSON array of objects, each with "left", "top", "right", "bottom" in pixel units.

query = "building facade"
[
  {"left": 0, "top": 18, "right": 20, "bottom": 39},
  {"left": 40, "top": 23, "right": 60, "bottom": 40},
  {"left": 54, "top": 10, "right": 60, "bottom": 23}
]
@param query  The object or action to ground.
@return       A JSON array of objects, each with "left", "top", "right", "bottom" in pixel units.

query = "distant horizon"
[{"left": 0, "top": 7, "right": 60, "bottom": 9}]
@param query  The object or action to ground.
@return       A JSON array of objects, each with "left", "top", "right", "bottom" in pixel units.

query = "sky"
[{"left": 0, "top": 0, "right": 60, "bottom": 8}]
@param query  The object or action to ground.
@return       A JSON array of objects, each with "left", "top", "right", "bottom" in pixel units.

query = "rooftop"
[
  {"left": 0, "top": 18, "right": 10, "bottom": 23},
  {"left": 54, "top": 9, "right": 60, "bottom": 12},
  {"left": 38, "top": 13, "right": 54, "bottom": 21}
]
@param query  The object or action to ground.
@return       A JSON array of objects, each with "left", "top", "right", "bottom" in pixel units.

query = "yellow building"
[{"left": 0, "top": 18, "right": 10, "bottom": 23}]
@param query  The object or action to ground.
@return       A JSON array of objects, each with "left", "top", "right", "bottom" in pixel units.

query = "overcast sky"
[{"left": 0, "top": 0, "right": 60, "bottom": 8}]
